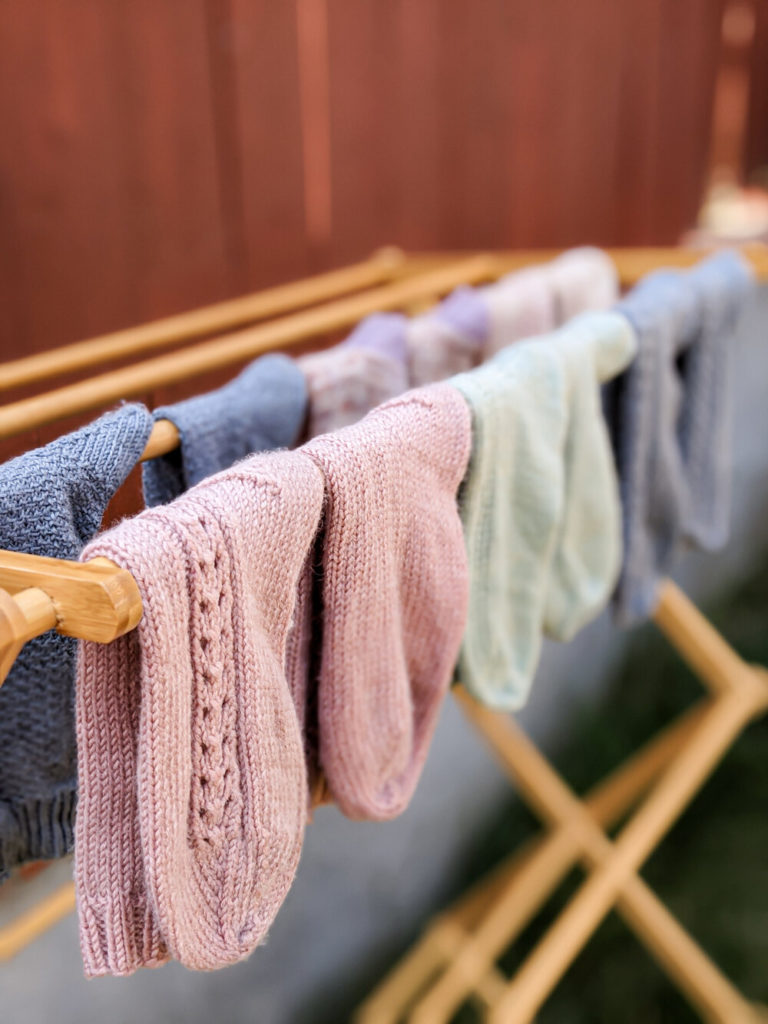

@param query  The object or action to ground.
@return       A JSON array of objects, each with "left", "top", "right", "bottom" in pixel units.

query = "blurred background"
[{"left": 1, "top": 2, "right": 768, "bottom": 1022}]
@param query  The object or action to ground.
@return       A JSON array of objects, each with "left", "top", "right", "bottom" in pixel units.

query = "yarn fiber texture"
[
  {"left": 297, "top": 383, "right": 472, "bottom": 820},
  {"left": 609, "top": 250, "right": 754, "bottom": 624},
  {"left": 143, "top": 353, "right": 307, "bottom": 506},
  {"left": 405, "top": 287, "right": 488, "bottom": 386},
  {"left": 298, "top": 315, "right": 409, "bottom": 439},
  {"left": 75, "top": 450, "right": 324, "bottom": 975},
  {"left": 0, "top": 405, "right": 152, "bottom": 881},
  {"left": 451, "top": 312, "right": 635, "bottom": 710}
]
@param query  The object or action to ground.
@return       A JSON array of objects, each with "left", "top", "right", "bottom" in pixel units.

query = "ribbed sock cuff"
[{"left": 0, "top": 787, "right": 77, "bottom": 879}]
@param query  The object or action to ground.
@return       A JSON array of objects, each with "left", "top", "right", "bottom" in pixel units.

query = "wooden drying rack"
[{"left": 0, "top": 246, "right": 767, "bottom": 1023}]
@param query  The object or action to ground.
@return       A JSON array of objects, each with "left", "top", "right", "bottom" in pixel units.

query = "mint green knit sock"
[
  {"left": 538, "top": 313, "right": 637, "bottom": 641},
  {"left": 451, "top": 342, "right": 568, "bottom": 709}
]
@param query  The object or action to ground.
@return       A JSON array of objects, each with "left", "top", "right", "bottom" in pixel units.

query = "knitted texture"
[
  {"left": 678, "top": 251, "right": 754, "bottom": 549},
  {"left": 451, "top": 312, "right": 635, "bottom": 710},
  {"left": 298, "top": 384, "right": 471, "bottom": 820},
  {"left": 0, "top": 405, "right": 152, "bottom": 882},
  {"left": 405, "top": 287, "right": 488, "bottom": 386},
  {"left": 609, "top": 250, "right": 754, "bottom": 624},
  {"left": 143, "top": 354, "right": 307, "bottom": 506},
  {"left": 537, "top": 314, "right": 637, "bottom": 640},
  {"left": 480, "top": 248, "right": 619, "bottom": 357},
  {"left": 75, "top": 450, "right": 323, "bottom": 975},
  {"left": 547, "top": 246, "right": 619, "bottom": 322},
  {"left": 298, "top": 316, "right": 409, "bottom": 438},
  {"left": 480, "top": 266, "right": 557, "bottom": 356}
]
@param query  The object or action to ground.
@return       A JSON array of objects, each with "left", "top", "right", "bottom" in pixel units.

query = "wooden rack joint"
[{"left": 0, "top": 552, "right": 142, "bottom": 686}]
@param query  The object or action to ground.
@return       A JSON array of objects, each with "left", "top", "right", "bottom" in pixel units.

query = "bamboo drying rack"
[{"left": 0, "top": 246, "right": 766, "bottom": 1024}]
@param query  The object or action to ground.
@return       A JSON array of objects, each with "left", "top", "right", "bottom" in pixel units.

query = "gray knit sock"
[{"left": 0, "top": 404, "right": 152, "bottom": 880}]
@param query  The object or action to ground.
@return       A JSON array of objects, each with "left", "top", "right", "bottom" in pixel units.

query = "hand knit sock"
[
  {"left": 76, "top": 450, "right": 323, "bottom": 975},
  {"left": 547, "top": 247, "right": 619, "bottom": 322},
  {"left": 344, "top": 310, "right": 409, "bottom": 365},
  {"left": 677, "top": 250, "right": 754, "bottom": 550},
  {"left": 405, "top": 288, "right": 487, "bottom": 386},
  {"left": 143, "top": 353, "right": 307, "bottom": 506},
  {"left": 450, "top": 345, "right": 568, "bottom": 710},
  {"left": 298, "top": 335, "right": 408, "bottom": 439},
  {"left": 479, "top": 265, "right": 557, "bottom": 357},
  {"left": 536, "top": 313, "right": 637, "bottom": 641},
  {"left": 0, "top": 405, "right": 152, "bottom": 882},
  {"left": 607, "top": 253, "right": 755, "bottom": 624},
  {"left": 300, "top": 384, "right": 471, "bottom": 820},
  {"left": 609, "top": 270, "right": 696, "bottom": 622}
]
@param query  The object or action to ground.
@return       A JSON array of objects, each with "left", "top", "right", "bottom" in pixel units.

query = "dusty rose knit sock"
[
  {"left": 300, "top": 383, "right": 471, "bottom": 820},
  {"left": 75, "top": 450, "right": 324, "bottom": 975}
]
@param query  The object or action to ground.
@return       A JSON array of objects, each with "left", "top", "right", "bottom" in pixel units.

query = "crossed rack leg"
[{"left": 356, "top": 581, "right": 768, "bottom": 1024}]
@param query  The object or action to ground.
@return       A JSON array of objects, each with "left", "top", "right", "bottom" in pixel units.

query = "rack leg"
[
  {"left": 487, "top": 688, "right": 763, "bottom": 1024},
  {"left": 358, "top": 701, "right": 702, "bottom": 1023}
]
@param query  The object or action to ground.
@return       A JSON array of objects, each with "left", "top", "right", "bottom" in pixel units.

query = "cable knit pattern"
[
  {"left": 450, "top": 313, "right": 634, "bottom": 710},
  {"left": 609, "top": 250, "right": 754, "bottom": 624},
  {"left": 75, "top": 450, "right": 323, "bottom": 975},
  {"left": 298, "top": 384, "right": 471, "bottom": 820},
  {"left": 0, "top": 405, "right": 152, "bottom": 882},
  {"left": 143, "top": 354, "right": 307, "bottom": 506}
]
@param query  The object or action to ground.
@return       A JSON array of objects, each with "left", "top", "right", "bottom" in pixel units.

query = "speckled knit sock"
[
  {"left": 300, "top": 384, "right": 471, "bottom": 820},
  {"left": 405, "top": 287, "right": 488, "bottom": 386},
  {"left": 298, "top": 315, "right": 409, "bottom": 438},
  {"left": 75, "top": 450, "right": 323, "bottom": 975}
]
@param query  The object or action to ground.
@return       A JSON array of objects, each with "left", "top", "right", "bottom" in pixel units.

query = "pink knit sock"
[
  {"left": 75, "top": 451, "right": 324, "bottom": 975},
  {"left": 300, "top": 383, "right": 471, "bottom": 820}
]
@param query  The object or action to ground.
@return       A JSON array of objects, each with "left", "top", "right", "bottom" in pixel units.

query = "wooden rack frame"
[
  {"left": 355, "top": 582, "right": 768, "bottom": 1023},
  {"left": 1, "top": 246, "right": 767, "bottom": 1013}
]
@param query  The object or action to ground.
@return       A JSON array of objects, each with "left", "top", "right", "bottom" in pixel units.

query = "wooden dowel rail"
[
  {"left": 486, "top": 643, "right": 768, "bottom": 1023},
  {"left": 360, "top": 702, "right": 699, "bottom": 1024},
  {"left": 447, "top": 694, "right": 759, "bottom": 1024},
  {"left": 0, "top": 248, "right": 421, "bottom": 395},
  {"left": 0, "top": 255, "right": 499, "bottom": 442},
  {"left": 410, "top": 243, "right": 768, "bottom": 286}
]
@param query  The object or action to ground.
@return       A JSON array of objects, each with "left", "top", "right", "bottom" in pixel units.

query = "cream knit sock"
[
  {"left": 451, "top": 344, "right": 568, "bottom": 710},
  {"left": 536, "top": 313, "right": 637, "bottom": 640},
  {"left": 76, "top": 450, "right": 323, "bottom": 975}
]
